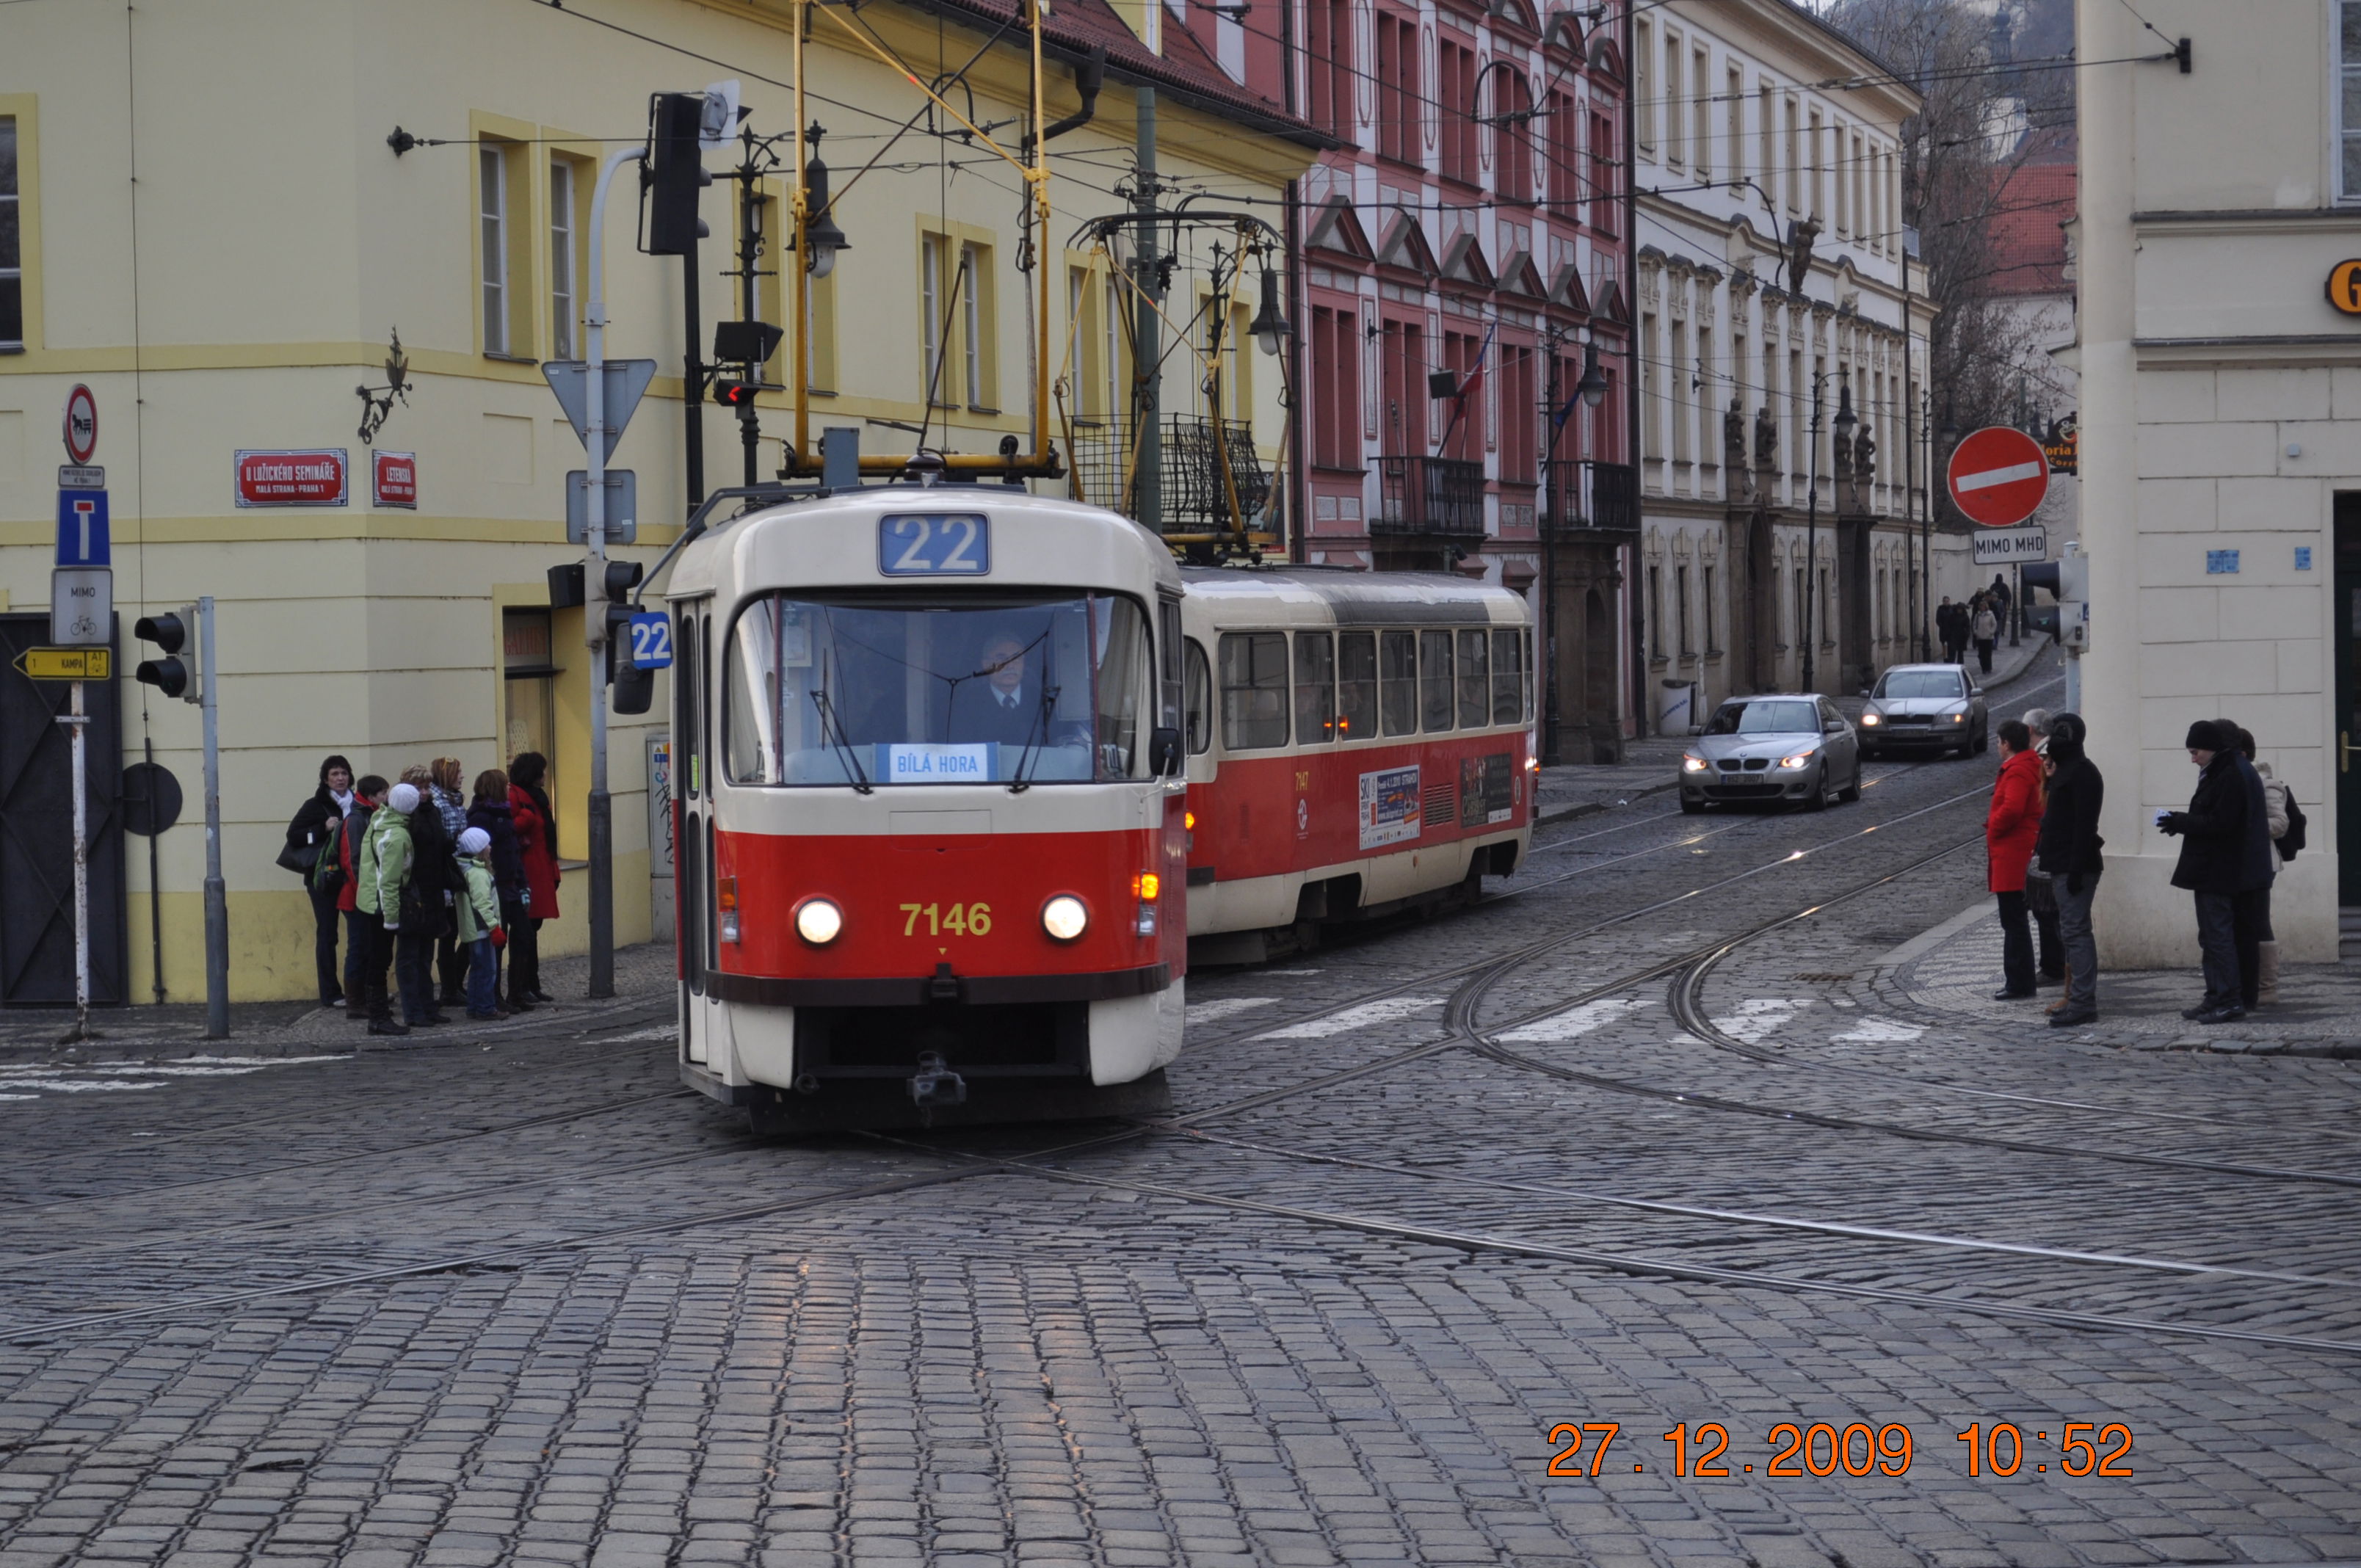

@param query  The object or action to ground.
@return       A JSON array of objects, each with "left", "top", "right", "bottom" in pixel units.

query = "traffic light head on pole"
[
  {"left": 603, "top": 561, "right": 655, "bottom": 715},
  {"left": 133, "top": 605, "right": 203, "bottom": 703},
  {"left": 644, "top": 92, "right": 712, "bottom": 257}
]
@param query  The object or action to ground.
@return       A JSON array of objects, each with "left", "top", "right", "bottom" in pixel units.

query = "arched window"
[{"left": 1491, "top": 67, "right": 1535, "bottom": 203}]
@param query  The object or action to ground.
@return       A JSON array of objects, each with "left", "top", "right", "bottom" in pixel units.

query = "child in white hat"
[{"left": 455, "top": 826, "right": 507, "bottom": 1020}]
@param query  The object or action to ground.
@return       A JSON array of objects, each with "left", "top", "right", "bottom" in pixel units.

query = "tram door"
[
  {"left": 675, "top": 603, "right": 711, "bottom": 1066},
  {"left": 2336, "top": 498, "right": 2361, "bottom": 905}
]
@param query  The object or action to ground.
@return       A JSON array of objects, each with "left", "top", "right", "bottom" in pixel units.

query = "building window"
[
  {"left": 1311, "top": 304, "right": 1362, "bottom": 470},
  {"left": 1639, "top": 310, "right": 1661, "bottom": 473},
  {"left": 1494, "top": 68, "right": 1534, "bottom": 203},
  {"left": 1377, "top": 12, "right": 1421, "bottom": 166},
  {"left": 1381, "top": 314, "right": 1426, "bottom": 454},
  {"left": 550, "top": 158, "right": 579, "bottom": 360},
  {"left": 480, "top": 145, "right": 510, "bottom": 355},
  {"left": 1439, "top": 40, "right": 1478, "bottom": 184},
  {"left": 1500, "top": 342, "right": 1537, "bottom": 484},
  {"left": 1692, "top": 48, "right": 1711, "bottom": 176},
  {"left": 921, "top": 233, "right": 993, "bottom": 407},
  {"left": 1548, "top": 90, "right": 1579, "bottom": 217},
  {"left": 1668, "top": 318, "right": 1690, "bottom": 465},
  {"left": 1702, "top": 565, "right": 1717, "bottom": 652},
  {"left": 1589, "top": 112, "right": 1618, "bottom": 235},
  {"left": 1676, "top": 562, "right": 1693, "bottom": 655},
  {"left": 0, "top": 115, "right": 21, "bottom": 349},
  {"left": 1727, "top": 68, "right": 1745, "bottom": 183},
  {"left": 1648, "top": 565, "right": 1664, "bottom": 658},
  {"left": 1635, "top": 19, "right": 1655, "bottom": 153},
  {"left": 1783, "top": 97, "right": 1800, "bottom": 214},
  {"left": 1662, "top": 32, "right": 1683, "bottom": 168},
  {"left": 1308, "top": 0, "right": 1354, "bottom": 141}
]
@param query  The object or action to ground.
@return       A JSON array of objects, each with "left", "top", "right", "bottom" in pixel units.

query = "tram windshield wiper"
[
  {"left": 1006, "top": 675, "right": 1058, "bottom": 794},
  {"left": 810, "top": 669, "right": 874, "bottom": 794}
]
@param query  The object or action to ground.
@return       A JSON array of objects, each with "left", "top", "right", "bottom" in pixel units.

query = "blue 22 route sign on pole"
[{"left": 627, "top": 611, "right": 674, "bottom": 670}]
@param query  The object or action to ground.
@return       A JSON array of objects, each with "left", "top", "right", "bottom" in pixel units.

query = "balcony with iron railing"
[
  {"left": 1545, "top": 458, "right": 1639, "bottom": 537},
  {"left": 1070, "top": 415, "right": 1273, "bottom": 536},
  {"left": 1371, "top": 454, "right": 1485, "bottom": 536}
]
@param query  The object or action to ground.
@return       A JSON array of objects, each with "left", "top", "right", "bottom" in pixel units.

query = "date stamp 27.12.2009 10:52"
[{"left": 1545, "top": 1420, "right": 2136, "bottom": 1481}]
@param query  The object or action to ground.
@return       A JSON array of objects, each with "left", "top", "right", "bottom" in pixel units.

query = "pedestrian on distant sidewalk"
[
  {"left": 454, "top": 827, "right": 507, "bottom": 1021},
  {"left": 336, "top": 775, "right": 385, "bottom": 1017},
  {"left": 1971, "top": 598, "right": 1998, "bottom": 675},
  {"left": 356, "top": 780, "right": 421, "bottom": 1037},
  {"left": 1985, "top": 719, "right": 2044, "bottom": 1000},
  {"left": 2219, "top": 722, "right": 2280, "bottom": 1011},
  {"left": 2155, "top": 719, "right": 2259, "bottom": 1024},
  {"left": 2020, "top": 709, "right": 2065, "bottom": 988},
  {"left": 283, "top": 754, "right": 355, "bottom": 1008},
  {"left": 2238, "top": 725, "right": 2293, "bottom": 1006},
  {"left": 508, "top": 752, "right": 561, "bottom": 1006},
  {"left": 2036, "top": 713, "right": 2104, "bottom": 1027},
  {"left": 429, "top": 758, "right": 472, "bottom": 1008},
  {"left": 1937, "top": 597, "right": 1964, "bottom": 664},
  {"left": 468, "top": 769, "right": 529, "bottom": 1013}
]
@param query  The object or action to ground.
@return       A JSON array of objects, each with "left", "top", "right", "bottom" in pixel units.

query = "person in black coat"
[
  {"left": 283, "top": 754, "right": 355, "bottom": 1007},
  {"left": 2035, "top": 714, "right": 2104, "bottom": 1026},
  {"left": 946, "top": 634, "right": 1053, "bottom": 750},
  {"left": 468, "top": 768, "right": 529, "bottom": 1014},
  {"left": 2155, "top": 719, "right": 2263, "bottom": 1023}
]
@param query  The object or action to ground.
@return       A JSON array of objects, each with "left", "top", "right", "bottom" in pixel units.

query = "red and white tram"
[
  {"left": 1177, "top": 568, "right": 1535, "bottom": 962},
  {"left": 663, "top": 486, "right": 1532, "bottom": 1132}
]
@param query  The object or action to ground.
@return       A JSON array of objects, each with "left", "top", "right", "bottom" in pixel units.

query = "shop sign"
[{"left": 235, "top": 449, "right": 349, "bottom": 507}]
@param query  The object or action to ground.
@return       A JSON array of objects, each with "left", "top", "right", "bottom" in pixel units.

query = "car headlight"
[
  {"left": 1778, "top": 750, "right": 1818, "bottom": 769},
  {"left": 793, "top": 896, "right": 843, "bottom": 946},
  {"left": 1948, "top": 711, "right": 1967, "bottom": 724},
  {"left": 1682, "top": 754, "right": 1709, "bottom": 773},
  {"left": 1859, "top": 711, "right": 1880, "bottom": 726},
  {"left": 1042, "top": 894, "right": 1089, "bottom": 942}
]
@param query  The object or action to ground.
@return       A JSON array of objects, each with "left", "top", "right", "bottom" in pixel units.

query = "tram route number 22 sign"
[{"left": 1359, "top": 765, "right": 1421, "bottom": 850}]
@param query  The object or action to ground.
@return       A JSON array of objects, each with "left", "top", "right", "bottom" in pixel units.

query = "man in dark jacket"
[
  {"left": 284, "top": 755, "right": 355, "bottom": 1008},
  {"left": 2035, "top": 714, "right": 2104, "bottom": 1027},
  {"left": 2155, "top": 719, "right": 2258, "bottom": 1023},
  {"left": 2216, "top": 719, "right": 2278, "bottom": 1010}
]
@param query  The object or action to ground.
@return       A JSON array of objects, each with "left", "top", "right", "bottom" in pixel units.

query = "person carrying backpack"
[
  {"left": 335, "top": 776, "right": 385, "bottom": 1017},
  {"left": 283, "top": 755, "right": 355, "bottom": 1008},
  {"left": 356, "top": 781, "right": 421, "bottom": 1036}
]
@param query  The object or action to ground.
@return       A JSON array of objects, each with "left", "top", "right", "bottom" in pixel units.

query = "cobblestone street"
[{"left": 4, "top": 659, "right": 2360, "bottom": 1568}]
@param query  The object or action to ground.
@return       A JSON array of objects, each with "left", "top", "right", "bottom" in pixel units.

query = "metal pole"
[
  {"left": 1803, "top": 378, "right": 1821, "bottom": 694},
  {"left": 200, "top": 595, "right": 227, "bottom": 1040},
  {"left": 2010, "top": 560, "right": 2023, "bottom": 646},
  {"left": 1133, "top": 88, "right": 1161, "bottom": 531},
  {"left": 738, "top": 133, "right": 764, "bottom": 489},
  {"left": 585, "top": 145, "right": 642, "bottom": 1003},
  {"left": 1540, "top": 336, "right": 1563, "bottom": 767},
  {"left": 60, "top": 680, "right": 90, "bottom": 1043},
  {"left": 145, "top": 733, "right": 164, "bottom": 1003}
]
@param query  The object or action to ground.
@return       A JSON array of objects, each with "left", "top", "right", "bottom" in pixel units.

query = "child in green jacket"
[{"left": 454, "top": 827, "right": 506, "bottom": 1020}]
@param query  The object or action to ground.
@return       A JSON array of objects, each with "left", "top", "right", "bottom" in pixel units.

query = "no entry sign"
[{"left": 1947, "top": 426, "right": 2050, "bottom": 528}]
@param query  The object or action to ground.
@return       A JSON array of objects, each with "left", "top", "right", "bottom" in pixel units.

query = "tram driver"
[{"left": 946, "top": 633, "right": 1045, "bottom": 747}]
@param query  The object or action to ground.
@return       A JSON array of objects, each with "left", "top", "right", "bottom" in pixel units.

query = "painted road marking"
[
  {"left": 1258, "top": 997, "right": 1446, "bottom": 1039},
  {"left": 1495, "top": 998, "right": 1651, "bottom": 1043}
]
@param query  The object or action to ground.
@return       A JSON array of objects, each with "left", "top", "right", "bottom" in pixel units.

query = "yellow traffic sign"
[{"left": 12, "top": 647, "right": 110, "bottom": 680}]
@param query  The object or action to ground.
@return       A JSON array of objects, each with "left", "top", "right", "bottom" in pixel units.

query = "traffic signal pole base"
[{"left": 588, "top": 789, "right": 614, "bottom": 999}]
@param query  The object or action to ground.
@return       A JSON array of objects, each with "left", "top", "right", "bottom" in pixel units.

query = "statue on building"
[
  {"left": 1724, "top": 398, "right": 1747, "bottom": 472},
  {"left": 1833, "top": 420, "right": 1854, "bottom": 482},
  {"left": 1753, "top": 406, "right": 1778, "bottom": 474},
  {"left": 1854, "top": 425, "right": 1876, "bottom": 484}
]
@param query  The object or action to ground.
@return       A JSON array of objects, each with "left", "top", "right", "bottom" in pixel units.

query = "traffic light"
[
  {"left": 711, "top": 380, "right": 760, "bottom": 410},
  {"left": 2019, "top": 556, "right": 2089, "bottom": 645},
  {"left": 133, "top": 605, "right": 202, "bottom": 703},
  {"left": 602, "top": 561, "right": 655, "bottom": 715},
  {"left": 644, "top": 92, "right": 711, "bottom": 256},
  {"left": 712, "top": 319, "right": 783, "bottom": 371}
]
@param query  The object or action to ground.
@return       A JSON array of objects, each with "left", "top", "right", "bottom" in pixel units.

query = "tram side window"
[
  {"left": 678, "top": 617, "right": 702, "bottom": 796},
  {"left": 1337, "top": 631, "right": 1378, "bottom": 741},
  {"left": 1218, "top": 631, "right": 1290, "bottom": 750},
  {"left": 1380, "top": 631, "right": 1418, "bottom": 736},
  {"left": 1491, "top": 628, "right": 1523, "bottom": 725},
  {"left": 1523, "top": 628, "right": 1536, "bottom": 722},
  {"left": 1294, "top": 631, "right": 1337, "bottom": 744},
  {"left": 1184, "top": 638, "right": 1213, "bottom": 754},
  {"left": 1456, "top": 628, "right": 1491, "bottom": 729},
  {"left": 1419, "top": 630, "right": 1454, "bottom": 731},
  {"left": 1158, "top": 599, "right": 1185, "bottom": 735}
]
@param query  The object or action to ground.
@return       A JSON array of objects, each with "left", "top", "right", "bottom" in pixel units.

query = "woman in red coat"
[
  {"left": 508, "top": 752, "right": 561, "bottom": 1005},
  {"left": 1987, "top": 719, "right": 2045, "bottom": 1000}
]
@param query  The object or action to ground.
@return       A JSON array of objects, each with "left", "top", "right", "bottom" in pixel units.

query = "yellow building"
[{"left": 0, "top": 0, "right": 1317, "bottom": 1004}]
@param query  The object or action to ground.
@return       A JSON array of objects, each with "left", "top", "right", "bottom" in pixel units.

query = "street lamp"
[
  {"left": 1576, "top": 338, "right": 1609, "bottom": 407},
  {"left": 800, "top": 123, "right": 849, "bottom": 280},
  {"left": 1249, "top": 266, "right": 1291, "bottom": 357}
]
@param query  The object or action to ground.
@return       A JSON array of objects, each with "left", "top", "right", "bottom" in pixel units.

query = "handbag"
[
  {"left": 2023, "top": 864, "right": 2058, "bottom": 918},
  {"left": 276, "top": 835, "right": 320, "bottom": 876}
]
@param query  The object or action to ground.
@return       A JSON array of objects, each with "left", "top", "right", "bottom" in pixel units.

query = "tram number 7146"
[
  {"left": 879, "top": 514, "right": 992, "bottom": 576},
  {"left": 901, "top": 901, "right": 994, "bottom": 937}
]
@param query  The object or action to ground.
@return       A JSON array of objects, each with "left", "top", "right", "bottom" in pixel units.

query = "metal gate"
[{"left": 0, "top": 613, "right": 127, "bottom": 1005}]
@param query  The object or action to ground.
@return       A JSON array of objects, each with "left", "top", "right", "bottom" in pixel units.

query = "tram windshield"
[{"left": 724, "top": 589, "right": 1150, "bottom": 787}]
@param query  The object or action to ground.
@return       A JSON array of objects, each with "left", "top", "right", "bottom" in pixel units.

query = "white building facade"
[
  {"left": 2076, "top": 0, "right": 2357, "bottom": 965},
  {"left": 1631, "top": 0, "right": 1934, "bottom": 725}
]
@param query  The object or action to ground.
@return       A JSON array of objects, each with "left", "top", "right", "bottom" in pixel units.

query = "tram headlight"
[
  {"left": 794, "top": 896, "right": 844, "bottom": 946},
  {"left": 1041, "top": 894, "right": 1089, "bottom": 943}
]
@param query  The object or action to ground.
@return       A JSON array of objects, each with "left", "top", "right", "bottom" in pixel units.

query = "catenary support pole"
[
  {"left": 145, "top": 734, "right": 164, "bottom": 1003},
  {"left": 200, "top": 595, "right": 227, "bottom": 1039},
  {"left": 61, "top": 678, "right": 90, "bottom": 1043},
  {"left": 1133, "top": 88, "right": 1160, "bottom": 532},
  {"left": 584, "top": 145, "right": 644, "bottom": 1003}
]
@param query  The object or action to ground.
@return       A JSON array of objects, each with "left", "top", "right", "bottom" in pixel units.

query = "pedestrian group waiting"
[
  {"left": 1984, "top": 710, "right": 2302, "bottom": 1028},
  {"left": 281, "top": 754, "right": 562, "bottom": 1035}
]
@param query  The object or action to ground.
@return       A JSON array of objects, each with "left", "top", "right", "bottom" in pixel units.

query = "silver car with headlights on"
[
  {"left": 1678, "top": 695, "right": 1861, "bottom": 814},
  {"left": 1856, "top": 663, "right": 1988, "bottom": 760}
]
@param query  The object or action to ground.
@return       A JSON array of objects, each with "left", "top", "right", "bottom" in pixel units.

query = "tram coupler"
[{"left": 909, "top": 1052, "right": 968, "bottom": 1108}]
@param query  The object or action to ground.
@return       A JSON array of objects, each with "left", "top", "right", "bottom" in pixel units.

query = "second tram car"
[
  {"left": 1176, "top": 569, "right": 1534, "bottom": 961},
  {"left": 664, "top": 487, "right": 1535, "bottom": 1131}
]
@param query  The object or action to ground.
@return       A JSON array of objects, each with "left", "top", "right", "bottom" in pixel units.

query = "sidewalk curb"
[{"left": 1535, "top": 778, "right": 1679, "bottom": 829}]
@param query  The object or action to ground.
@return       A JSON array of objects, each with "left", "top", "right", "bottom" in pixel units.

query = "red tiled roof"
[
  {"left": 910, "top": 0, "right": 1333, "bottom": 149},
  {"left": 1985, "top": 161, "right": 2075, "bottom": 298}
]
